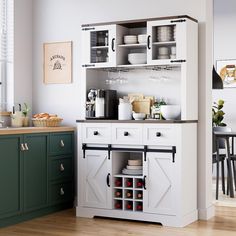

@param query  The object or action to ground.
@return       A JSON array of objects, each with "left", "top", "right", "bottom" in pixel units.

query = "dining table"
[{"left": 213, "top": 131, "right": 236, "bottom": 198}]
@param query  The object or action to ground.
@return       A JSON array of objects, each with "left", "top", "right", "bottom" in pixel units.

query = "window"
[{"left": 0, "top": 0, "right": 13, "bottom": 111}]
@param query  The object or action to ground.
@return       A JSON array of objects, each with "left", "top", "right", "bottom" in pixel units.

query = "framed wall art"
[
  {"left": 44, "top": 41, "right": 72, "bottom": 84},
  {"left": 216, "top": 59, "right": 236, "bottom": 88}
]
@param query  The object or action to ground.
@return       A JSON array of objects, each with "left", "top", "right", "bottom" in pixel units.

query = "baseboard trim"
[{"left": 198, "top": 204, "right": 215, "bottom": 220}]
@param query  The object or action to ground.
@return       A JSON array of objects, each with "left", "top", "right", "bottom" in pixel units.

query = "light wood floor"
[{"left": 0, "top": 207, "right": 236, "bottom": 236}]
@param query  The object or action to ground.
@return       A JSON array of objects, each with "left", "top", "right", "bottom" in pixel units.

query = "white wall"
[
  {"left": 14, "top": 0, "right": 32, "bottom": 111},
  {"left": 32, "top": 0, "right": 214, "bottom": 220},
  {"left": 213, "top": 0, "right": 236, "bottom": 131}
]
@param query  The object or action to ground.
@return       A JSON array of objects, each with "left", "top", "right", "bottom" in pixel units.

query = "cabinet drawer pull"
[
  {"left": 24, "top": 143, "right": 29, "bottom": 151},
  {"left": 60, "top": 140, "right": 65, "bottom": 147},
  {"left": 93, "top": 131, "right": 99, "bottom": 136},
  {"left": 124, "top": 131, "right": 129, "bottom": 136},
  {"left": 60, "top": 164, "right": 65, "bottom": 172},
  {"left": 20, "top": 143, "right": 25, "bottom": 151},
  {"left": 60, "top": 187, "right": 65, "bottom": 196},
  {"left": 156, "top": 132, "right": 161, "bottom": 137}
]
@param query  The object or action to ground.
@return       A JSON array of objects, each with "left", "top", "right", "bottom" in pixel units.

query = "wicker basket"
[{"left": 32, "top": 118, "right": 63, "bottom": 127}]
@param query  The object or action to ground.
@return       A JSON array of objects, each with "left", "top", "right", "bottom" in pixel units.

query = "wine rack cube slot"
[{"left": 113, "top": 175, "right": 144, "bottom": 212}]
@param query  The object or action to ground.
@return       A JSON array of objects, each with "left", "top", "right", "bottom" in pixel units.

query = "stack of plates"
[
  {"left": 170, "top": 46, "right": 176, "bottom": 59},
  {"left": 173, "top": 26, "right": 176, "bottom": 41},
  {"left": 157, "top": 26, "right": 172, "bottom": 42},
  {"left": 122, "top": 159, "right": 143, "bottom": 175},
  {"left": 158, "top": 46, "right": 169, "bottom": 60}
]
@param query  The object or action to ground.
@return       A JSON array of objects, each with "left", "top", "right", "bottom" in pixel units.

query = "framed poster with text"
[{"left": 44, "top": 41, "right": 72, "bottom": 84}]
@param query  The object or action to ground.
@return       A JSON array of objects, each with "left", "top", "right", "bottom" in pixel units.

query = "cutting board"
[{"left": 132, "top": 98, "right": 151, "bottom": 115}]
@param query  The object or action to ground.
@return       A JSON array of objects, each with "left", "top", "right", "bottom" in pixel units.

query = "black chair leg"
[
  {"left": 216, "top": 159, "right": 219, "bottom": 200},
  {"left": 232, "top": 160, "right": 236, "bottom": 191},
  {"left": 227, "top": 159, "right": 230, "bottom": 195},
  {"left": 221, "top": 160, "right": 225, "bottom": 194}
]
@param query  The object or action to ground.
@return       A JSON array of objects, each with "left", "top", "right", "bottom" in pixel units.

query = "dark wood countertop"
[{"left": 76, "top": 119, "right": 198, "bottom": 124}]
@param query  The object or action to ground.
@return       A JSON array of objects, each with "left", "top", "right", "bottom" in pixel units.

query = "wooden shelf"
[
  {"left": 91, "top": 46, "right": 109, "bottom": 49},
  {"left": 152, "top": 41, "right": 176, "bottom": 46},
  {"left": 118, "top": 43, "right": 147, "bottom": 48}
]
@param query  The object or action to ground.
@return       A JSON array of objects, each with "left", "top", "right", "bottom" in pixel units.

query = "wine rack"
[{"left": 113, "top": 175, "right": 143, "bottom": 212}]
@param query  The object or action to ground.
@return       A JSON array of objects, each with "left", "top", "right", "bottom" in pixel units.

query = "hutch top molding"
[{"left": 81, "top": 15, "right": 198, "bottom": 27}]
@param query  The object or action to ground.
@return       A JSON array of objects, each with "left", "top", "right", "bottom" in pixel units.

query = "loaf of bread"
[{"left": 33, "top": 113, "right": 60, "bottom": 120}]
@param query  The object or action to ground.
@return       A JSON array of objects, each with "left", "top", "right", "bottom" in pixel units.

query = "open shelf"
[
  {"left": 118, "top": 43, "right": 147, "bottom": 48},
  {"left": 152, "top": 41, "right": 176, "bottom": 46},
  {"left": 91, "top": 46, "right": 109, "bottom": 49}
]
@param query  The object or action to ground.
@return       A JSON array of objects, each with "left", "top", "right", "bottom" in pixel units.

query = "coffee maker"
[{"left": 86, "top": 89, "right": 117, "bottom": 119}]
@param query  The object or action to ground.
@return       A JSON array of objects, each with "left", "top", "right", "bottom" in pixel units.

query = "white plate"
[{"left": 126, "top": 165, "right": 142, "bottom": 170}]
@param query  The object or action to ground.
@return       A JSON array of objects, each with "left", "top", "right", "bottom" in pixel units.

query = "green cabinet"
[
  {"left": 0, "top": 135, "right": 23, "bottom": 219},
  {"left": 0, "top": 130, "right": 74, "bottom": 228},
  {"left": 23, "top": 134, "right": 48, "bottom": 212}
]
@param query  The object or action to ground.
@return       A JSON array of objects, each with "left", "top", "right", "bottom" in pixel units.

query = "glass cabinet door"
[
  {"left": 147, "top": 18, "right": 187, "bottom": 65},
  {"left": 82, "top": 25, "right": 116, "bottom": 68}
]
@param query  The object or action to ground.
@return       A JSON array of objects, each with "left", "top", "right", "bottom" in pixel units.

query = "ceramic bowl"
[
  {"left": 128, "top": 53, "right": 147, "bottom": 64},
  {"left": 138, "top": 34, "right": 147, "bottom": 44},
  {"left": 124, "top": 35, "right": 137, "bottom": 44},
  {"left": 160, "top": 105, "right": 181, "bottom": 120},
  {"left": 132, "top": 112, "right": 146, "bottom": 120}
]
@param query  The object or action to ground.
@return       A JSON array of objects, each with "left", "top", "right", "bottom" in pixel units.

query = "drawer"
[
  {"left": 112, "top": 124, "right": 143, "bottom": 145},
  {"left": 50, "top": 157, "right": 73, "bottom": 181},
  {"left": 49, "top": 182, "right": 73, "bottom": 205},
  {"left": 49, "top": 132, "right": 73, "bottom": 155},
  {"left": 143, "top": 125, "right": 177, "bottom": 146},
  {"left": 82, "top": 123, "right": 111, "bottom": 144}
]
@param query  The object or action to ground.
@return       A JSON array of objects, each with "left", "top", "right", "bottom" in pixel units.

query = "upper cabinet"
[
  {"left": 81, "top": 16, "right": 198, "bottom": 68},
  {"left": 147, "top": 19, "right": 187, "bottom": 65},
  {"left": 82, "top": 25, "right": 117, "bottom": 68}
]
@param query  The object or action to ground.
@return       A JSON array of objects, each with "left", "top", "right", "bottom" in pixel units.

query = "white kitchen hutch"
[{"left": 76, "top": 15, "right": 198, "bottom": 227}]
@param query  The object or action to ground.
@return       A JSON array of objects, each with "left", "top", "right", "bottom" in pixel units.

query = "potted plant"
[
  {"left": 212, "top": 99, "right": 226, "bottom": 127},
  {"left": 22, "top": 103, "right": 30, "bottom": 127}
]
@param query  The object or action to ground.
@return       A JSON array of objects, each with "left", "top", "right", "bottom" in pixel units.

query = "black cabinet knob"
[
  {"left": 124, "top": 131, "right": 129, "bottom": 136},
  {"left": 93, "top": 131, "right": 99, "bottom": 136},
  {"left": 156, "top": 132, "right": 161, "bottom": 137}
]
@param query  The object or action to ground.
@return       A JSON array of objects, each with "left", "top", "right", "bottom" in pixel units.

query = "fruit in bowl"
[{"left": 160, "top": 105, "right": 181, "bottom": 120}]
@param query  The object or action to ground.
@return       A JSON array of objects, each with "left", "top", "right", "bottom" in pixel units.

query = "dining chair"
[{"left": 213, "top": 126, "right": 232, "bottom": 200}]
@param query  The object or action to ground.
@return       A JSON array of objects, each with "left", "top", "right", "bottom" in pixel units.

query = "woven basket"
[{"left": 32, "top": 118, "right": 63, "bottom": 127}]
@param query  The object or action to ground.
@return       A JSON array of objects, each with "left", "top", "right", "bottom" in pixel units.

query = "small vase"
[{"left": 23, "top": 117, "right": 29, "bottom": 127}]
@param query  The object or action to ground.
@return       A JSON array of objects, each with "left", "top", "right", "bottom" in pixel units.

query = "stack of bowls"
[
  {"left": 124, "top": 35, "right": 137, "bottom": 44},
  {"left": 158, "top": 46, "right": 169, "bottom": 60},
  {"left": 157, "top": 26, "right": 172, "bottom": 42}
]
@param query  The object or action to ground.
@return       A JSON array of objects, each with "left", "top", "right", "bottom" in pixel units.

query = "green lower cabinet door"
[
  {"left": 0, "top": 135, "right": 22, "bottom": 219},
  {"left": 49, "top": 182, "right": 73, "bottom": 205},
  {"left": 23, "top": 134, "right": 48, "bottom": 212}
]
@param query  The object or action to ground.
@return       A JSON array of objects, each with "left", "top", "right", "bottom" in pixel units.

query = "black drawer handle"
[
  {"left": 143, "top": 175, "right": 147, "bottom": 190},
  {"left": 93, "top": 131, "right": 99, "bottom": 136},
  {"left": 170, "top": 59, "right": 186, "bottom": 63},
  {"left": 156, "top": 132, "right": 161, "bottom": 137},
  {"left": 124, "top": 131, "right": 129, "bottom": 136},
  {"left": 106, "top": 173, "right": 111, "bottom": 187}
]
